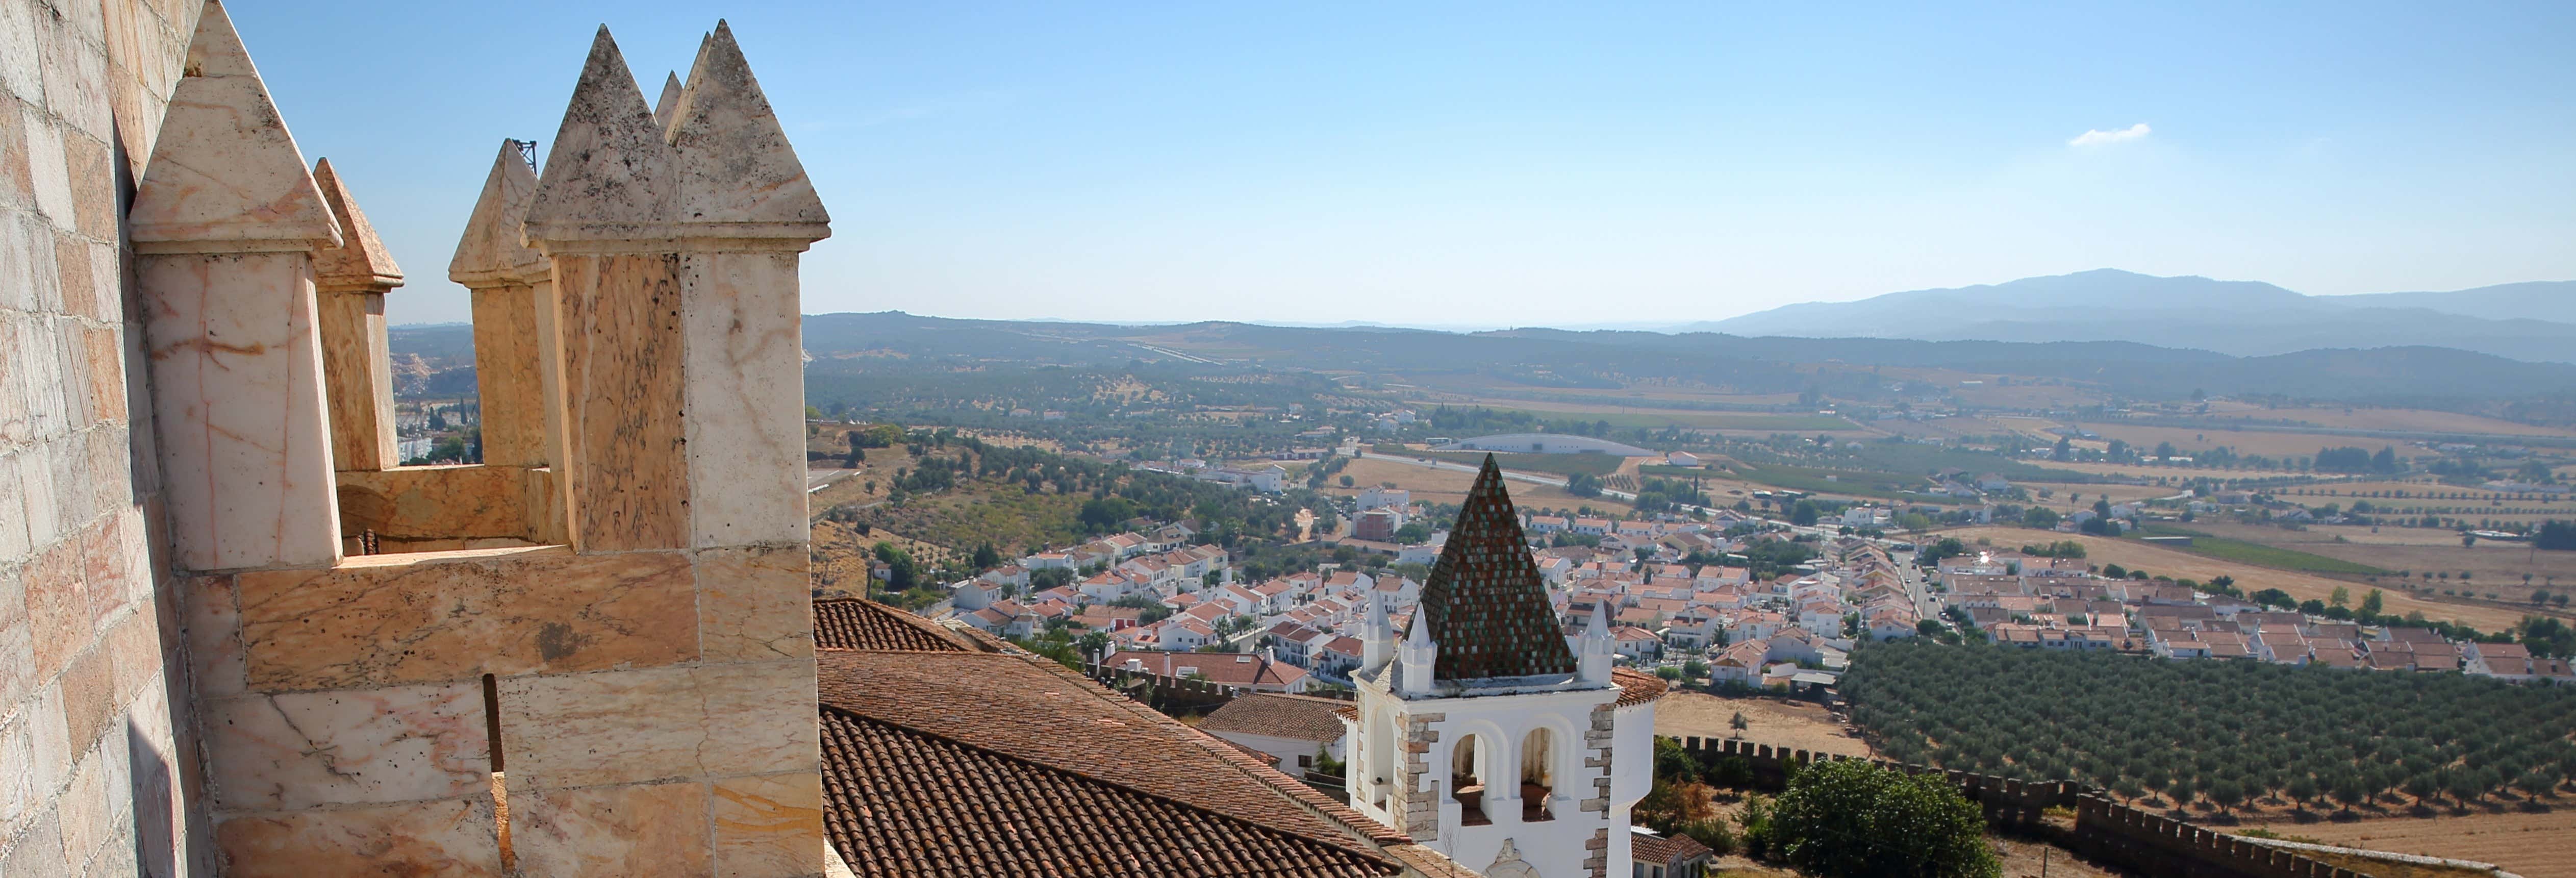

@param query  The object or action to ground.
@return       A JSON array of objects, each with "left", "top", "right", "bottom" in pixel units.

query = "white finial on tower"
[
  {"left": 1578, "top": 600, "right": 1614, "bottom": 686},
  {"left": 1399, "top": 612, "right": 1437, "bottom": 695},
  {"left": 1362, "top": 590, "right": 1395, "bottom": 675}
]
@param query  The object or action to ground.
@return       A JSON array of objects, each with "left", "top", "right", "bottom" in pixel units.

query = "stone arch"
[
  {"left": 1513, "top": 713, "right": 1584, "bottom": 821},
  {"left": 1450, "top": 729, "right": 1498, "bottom": 825}
]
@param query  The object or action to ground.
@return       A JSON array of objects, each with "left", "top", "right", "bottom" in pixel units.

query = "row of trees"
[{"left": 1843, "top": 643, "right": 2576, "bottom": 815}]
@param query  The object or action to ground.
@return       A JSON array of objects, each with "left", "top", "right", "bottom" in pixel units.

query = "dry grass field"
[
  {"left": 2180, "top": 522, "right": 2576, "bottom": 617},
  {"left": 1938, "top": 526, "right": 2534, "bottom": 632},
  {"left": 2234, "top": 810, "right": 2576, "bottom": 878},
  {"left": 1328, "top": 456, "right": 1634, "bottom": 515},
  {"left": 1655, "top": 691, "right": 1873, "bottom": 758}
]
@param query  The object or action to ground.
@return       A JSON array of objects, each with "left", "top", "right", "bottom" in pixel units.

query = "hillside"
[
  {"left": 2325, "top": 280, "right": 2576, "bottom": 324},
  {"left": 1697, "top": 269, "right": 2576, "bottom": 364}
]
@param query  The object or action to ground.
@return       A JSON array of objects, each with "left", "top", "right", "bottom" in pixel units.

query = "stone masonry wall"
[
  {"left": 1397, "top": 712, "right": 1443, "bottom": 840},
  {"left": 2, "top": 1, "right": 205, "bottom": 875}
]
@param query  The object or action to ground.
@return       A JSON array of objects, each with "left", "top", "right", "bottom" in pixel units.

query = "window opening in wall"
[
  {"left": 1452, "top": 734, "right": 1491, "bottom": 826},
  {"left": 1522, "top": 728, "right": 1554, "bottom": 822}
]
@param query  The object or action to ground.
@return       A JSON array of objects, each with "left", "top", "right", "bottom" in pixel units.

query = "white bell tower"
[{"left": 1345, "top": 456, "right": 1659, "bottom": 877}]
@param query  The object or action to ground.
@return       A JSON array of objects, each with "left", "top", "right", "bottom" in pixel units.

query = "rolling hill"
[{"left": 1695, "top": 270, "right": 2576, "bottom": 364}]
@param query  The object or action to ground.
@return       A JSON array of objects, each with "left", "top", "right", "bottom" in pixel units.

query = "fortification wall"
[
  {"left": 1675, "top": 736, "right": 2377, "bottom": 878},
  {"left": 3, "top": 0, "right": 205, "bottom": 873}
]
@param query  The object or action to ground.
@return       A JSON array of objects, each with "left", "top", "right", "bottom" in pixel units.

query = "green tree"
[
  {"left": 1790, "top": 500, "right": 1822, "bottom": 527},
  {"left": 1563, "top": 472, "right": 1603, "bottom": 497},
  {"left": 1767, "top": 760, "right": 2000, "bottom": 878}
]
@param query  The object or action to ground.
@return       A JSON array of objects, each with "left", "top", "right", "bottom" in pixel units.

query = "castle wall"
[
  {"left": 2, "top": 0, "right": 207, "bottom": 874},
  {"left": 1673, "top": 736, "right": 2374, "bottom": 878}
]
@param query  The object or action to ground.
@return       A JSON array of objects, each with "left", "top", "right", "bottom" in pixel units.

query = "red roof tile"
[
  {"left": 1200, "top": 693, "right": 1354, "bottom": 743},
  {"left": 814, "top": 598, "right": 974, "bottom": 651},
  {"left": 1611, "top": 667, "right": 1671, "bottom": 708},
  {"left": 817, "top": 650, "right": 1400, "bottom": 871},
  {"left": 820, "top": 710, "right": 1397, "bottom": 877}
]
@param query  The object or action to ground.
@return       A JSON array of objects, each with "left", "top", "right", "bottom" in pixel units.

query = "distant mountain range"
[{"left": 1691, "top": 270, "right": 2576, "bottom": 364}]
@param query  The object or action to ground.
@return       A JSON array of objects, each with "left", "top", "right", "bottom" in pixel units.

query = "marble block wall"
[
  {"left": 8, "top": 2, "right": 830, "bottom": 874},
  {"left": 1, "top": 0, "right": 208, "bottom": 875}
]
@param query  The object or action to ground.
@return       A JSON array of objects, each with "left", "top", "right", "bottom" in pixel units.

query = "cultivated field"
[
  {"left": 1399, "top": 398, "right": 1859, "bottom": 432},
  {"left": 1937, "top": 526, "right": 2533, "bottom": 633},
  {"left": 1328, "top": 457, "right": 1633, "bottom": 515},
  {"left": 2180, "top": 522, "right": 2576, "bottom": 617},
  {"left": 2234, "top": 810, "right": 2576, "bottom": 878},
  {"left": 2199, "top": 406, "right": 2576, "bottom": 439},
  {"left": 2077, "top": 422, "right": 2395, "bottom": 459},
  {"left": 2032, "top": 460, "right": 2317, "bottom": 481},
  {"left": 1949, "top": 382, "right": 2112, "bottom": 410},
  {"left": 1655, "top": 691, "right": 1872, "bottom": 758}
]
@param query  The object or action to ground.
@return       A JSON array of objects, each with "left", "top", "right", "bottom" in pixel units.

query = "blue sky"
[{"left": 231, "top": 2, "right": 2576, "bottom": 327}]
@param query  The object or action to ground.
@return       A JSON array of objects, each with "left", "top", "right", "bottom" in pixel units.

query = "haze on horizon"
[{"left": 236, "top": 1, "right": 2576, "bottom": 328}]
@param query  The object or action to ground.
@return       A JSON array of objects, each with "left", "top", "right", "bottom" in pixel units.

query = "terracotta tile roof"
[
  {"left": 1200, "top": 693, "right": 1353, "bottom": 743},
  {"left": 1611, "top": 667, "right": 1670, "bottom": 708},
  {"left": 813, "top": 598, "right": 975, "bottom": 651},
  {"left": 821, "top": 710, "right": 1397, "bottom": 877},
  {"left": 1415, "top": 456, "right": 1579, "bottom": 681},
  {"left": 1104, "top": 649, "right": 1309, "bottom": 689},
  {"left": 1632, "top": 830, "right": 1712, "bottom": 864},
  {"left": 816, "top": 650, "right": 1403, "bottom": 872}
]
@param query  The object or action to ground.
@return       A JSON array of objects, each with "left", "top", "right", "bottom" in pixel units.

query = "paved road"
[{"left": 805, "top": 468, "right": 855, "bottom": 494}]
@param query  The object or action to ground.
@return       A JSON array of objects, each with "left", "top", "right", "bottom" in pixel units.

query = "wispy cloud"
[{"left": 2068, "top": 123, "right": 2151, "bottom": 147}]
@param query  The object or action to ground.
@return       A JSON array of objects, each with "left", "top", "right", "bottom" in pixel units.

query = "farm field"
[
  {"left": 1948, "top": 382, "right": 2111, "bottom": 410},
  {"left": 2180, "top": 522, "right": 2576, "bottom": 615},
  {"left": 2019, "top": 481, "right": 2185, "bottom": 508},
  {"left": 2234, "top": 810, "right": 2576, "bottom": 878},
  {"left": 1844, "top": 644, "right": 2576, "bottom": 878},
  {"left": 2132, "top": 525, "right": 2391, "bottom": 575},
  {"left": 1937, "top": 526, "right": 2533, "bottom": 633},
  {"left": 2076, "top": 422, "right": 2400, "bottom": 459},
  {"left": 2032, "top": 459, "right": 2316, "bottom": 481},
  {"left": 1410, "top": 449, "right": 1628, "bottom": 478},
  {"left": 1655, "top": 691, "right": 1872, "bottom": 758},
  {"left": 1328, "top": 456, "right": 1632, "bottom": 515},
  {"left": 1401, "top": 398, "right": 1858, "bottom": 432},
  {"left": 2198, "top": 406, "right": 2576, "bottom": 439},
  {"left": 1731, "top": 463, "right": 1940, "bottom": 505},
  {"left": 1518, "top": 386, "right": 1803, "bottom": 407}
]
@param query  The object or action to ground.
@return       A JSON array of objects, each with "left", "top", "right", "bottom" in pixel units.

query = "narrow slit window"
[{"left": 485, "top": 673, "right": 514, "bottom": 871}]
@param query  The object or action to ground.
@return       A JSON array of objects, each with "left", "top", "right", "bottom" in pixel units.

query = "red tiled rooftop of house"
[
  {"left": 815, "top": 646, "right": 1421, "bottom": 877},
  {"left": 1199, "top": 693, "right": 1354, "bottom": 743},
  {"left": 814, "top": 598, "right": 978, "bottom": 651}
]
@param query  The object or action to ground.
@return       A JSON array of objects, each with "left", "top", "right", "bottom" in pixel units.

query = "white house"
[{"left": 1357, "top": 486, "right": 1412, "bottom": 512}]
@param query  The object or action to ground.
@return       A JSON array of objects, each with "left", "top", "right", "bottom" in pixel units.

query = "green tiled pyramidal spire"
[{"left": 1411, "top": 455, "right": 1577, "bottom": 681}]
